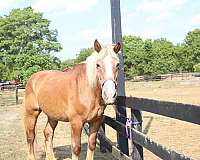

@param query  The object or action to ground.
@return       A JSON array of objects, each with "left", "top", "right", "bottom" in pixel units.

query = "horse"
[{"left": 24, "top": 39, "right": 121, "bottom": 160}]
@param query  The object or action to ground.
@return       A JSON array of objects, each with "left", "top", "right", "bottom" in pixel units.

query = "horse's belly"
[
  {"left": 42, "top": 109, "right": 69, "bottom": 122},
  {"left": 38, "top": 99, "right": 70, "bottom": 122}
]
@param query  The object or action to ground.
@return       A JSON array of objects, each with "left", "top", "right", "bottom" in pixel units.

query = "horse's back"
[{"left": 26, "top": 70, "right": 60, "bottom": 95}]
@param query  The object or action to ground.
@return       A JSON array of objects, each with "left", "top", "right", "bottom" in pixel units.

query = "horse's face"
[{"left": 94, "top": 40, "right": 121, "bottom": 105}]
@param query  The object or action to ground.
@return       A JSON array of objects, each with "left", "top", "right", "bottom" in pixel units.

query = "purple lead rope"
[
  {"left": 125, "top": 118, "right": 132, "bottom": 139},
  {"left": 116, "top": 111, "right": 142, "bottom": 140},
  {"left": 125, "top": 118, "right": 142, "bottom": 139}
]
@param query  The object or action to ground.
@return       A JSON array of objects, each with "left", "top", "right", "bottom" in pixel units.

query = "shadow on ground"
[{"left": 39, "top": 143, "right": 117, "bottom": 160}]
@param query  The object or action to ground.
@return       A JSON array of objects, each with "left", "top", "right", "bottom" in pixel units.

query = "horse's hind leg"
[
  {"left": 24, "top": 107, "right": 41, "bottom": 160},
  {"left": 43, "top": 118, "right": 58, "bottom": 160}
]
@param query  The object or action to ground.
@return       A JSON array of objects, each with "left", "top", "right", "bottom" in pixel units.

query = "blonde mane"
[{"left": 85, "top": 45, "right": 119, "bottom": 87}]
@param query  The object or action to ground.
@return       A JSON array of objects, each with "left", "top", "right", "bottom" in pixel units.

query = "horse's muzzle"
[{"left": 102, "top": 80, "right": 117, "bottom": 105}]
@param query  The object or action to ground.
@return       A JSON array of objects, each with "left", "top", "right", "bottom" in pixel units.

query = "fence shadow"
[{"left": 142, "top": 116, "right": 154, "bottom": 134}]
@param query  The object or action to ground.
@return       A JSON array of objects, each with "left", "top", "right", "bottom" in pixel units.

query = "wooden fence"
[
  {"left": 85, "top": 96, "right": 200, "bottom": 160},
  {"left": 130, "top": 72, "right": 200, "bottom": 82}
]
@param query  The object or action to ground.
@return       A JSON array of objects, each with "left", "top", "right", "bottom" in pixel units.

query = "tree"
[
  {"left": 142, "top": 39, "right": 154, "bottom": 75},
  {"left": 123, "top": 36, "right": 178, "bottom": 77},
  {"left": 194, "top": 63, "right": 200, "bottom": 72},
  {"left": 182, "top": 29, "right": 200, "bottom": 71},
  {"left": 150, "top": 38, "right": 177, "bottom": 74},
  {"left": 0, "top": 7, "right": 61, "bottom": 55},
  {"left": 123, "top": 35, "right": 145, "bottom": 77},
  {"left": 0, "top": 63, "right": 9, "bottom": 80},
  {"left": 14, "top": 54, "right": 61, "bottom": 81},
  {"left": 0, "top": 7, "right": 62, "bottom": 81},
  {"left": 174, "top": 44, "right": 192, "bottom": 72}
]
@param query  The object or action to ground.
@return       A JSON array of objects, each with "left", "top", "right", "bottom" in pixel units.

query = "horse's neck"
[
  {"left": 71, "top": 63, "right": 104, "bottom": 106},
  {"left": 70, "top": 64, "right": 105, "bottom": 121}
]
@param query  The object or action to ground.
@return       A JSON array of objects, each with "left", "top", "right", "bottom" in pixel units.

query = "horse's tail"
[{"left": 23, "top": 75, "right": 41, "bottom": 157}]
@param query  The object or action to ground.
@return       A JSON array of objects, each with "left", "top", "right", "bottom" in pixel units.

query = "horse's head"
[{"left": 94, "top": 39, "right": 120, "bottom": 105}]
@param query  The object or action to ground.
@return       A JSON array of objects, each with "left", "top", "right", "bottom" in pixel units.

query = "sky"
[{"left": 0, "top": 0, "right": 200, "bottom": 61}]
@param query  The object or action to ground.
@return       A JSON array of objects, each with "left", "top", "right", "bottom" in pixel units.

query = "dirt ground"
[{"left": 0, "top": 77, "right": 200, "bottom": 160}]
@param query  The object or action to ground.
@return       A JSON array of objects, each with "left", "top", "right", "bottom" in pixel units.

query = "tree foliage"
[
  {"left": 0, "top": 7, "right": 62, "bottom": 82},
  {"left": 123, "top": 36, "right": 177, "bottom": 77},
  {"left": 182, "top": 29, "right": 200, "bottom": 70},
  {"left": 0, "top": 7, "right": 61, "bottom": 55},
  {"left": 122, "top": 29, "right": 200, "bottom": 78},
  {"left": 193, "top": 63, "right": 200, "bottom": 72}
]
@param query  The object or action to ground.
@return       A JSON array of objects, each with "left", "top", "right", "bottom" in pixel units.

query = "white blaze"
[
  {"left": 103, "top": 55, "right": 113, "bottom": 79},
  {"left": 102, "top": 55, "right": 117, "bottom": 104}
]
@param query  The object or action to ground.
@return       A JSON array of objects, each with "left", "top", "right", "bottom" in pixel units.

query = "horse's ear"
[
  {"left": 94, "top": 39, "right": 102, "bottom": 53},
  {"left": 113, "top": 42, "right": 121, "bottom": 53}
]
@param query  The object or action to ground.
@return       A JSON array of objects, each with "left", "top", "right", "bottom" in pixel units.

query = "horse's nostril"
[
  {"left": 113, "top": 92, "right": 117, "bottom": 98},
  {"left": 104, "top": 91, "right": 106, "bottom": 96}
]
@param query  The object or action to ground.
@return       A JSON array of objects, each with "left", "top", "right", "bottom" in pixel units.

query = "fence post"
[
  {"left": 110, "top": 0, "right": 129, "bottom": 155},
  {"left": 131, "top": 109, "right": 143, "bottom": 160},
  {"left": 16, "top": 86, "right": 19, "bottom": 104},
  {"left": 99, "top": 123, "right": 107, "bottom": 153}
]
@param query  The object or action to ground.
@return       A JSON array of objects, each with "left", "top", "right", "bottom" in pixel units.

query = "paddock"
[{"left": 0, "top": 77, "right": 200, "bottom": 160}]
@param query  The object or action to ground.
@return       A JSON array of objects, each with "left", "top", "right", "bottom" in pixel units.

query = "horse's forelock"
[{"left": 86, "top": 45, "right": 119, "bottom": 87}]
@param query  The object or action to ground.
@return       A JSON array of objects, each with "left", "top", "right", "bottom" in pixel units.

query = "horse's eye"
[
  {"left": 116, "top": 63, "right": 120, "bottom": 69},
  {"left": 96, "top": 64, "right": 101, "bottom": 69}
]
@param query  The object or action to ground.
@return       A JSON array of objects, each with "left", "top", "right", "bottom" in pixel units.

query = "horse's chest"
[{"left": 87, "top": 105, "right": 105, "bottom": 122}]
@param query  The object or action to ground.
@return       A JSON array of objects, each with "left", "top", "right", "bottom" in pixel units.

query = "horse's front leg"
[
  {"left": 70, "top": 120, "right": 83, "bottom": 160},
  {"left": 86, "top": 117, "right": 103, "bottom": 160}
]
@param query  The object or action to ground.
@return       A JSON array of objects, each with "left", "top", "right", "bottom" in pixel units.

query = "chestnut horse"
[{"left": 24, "top": 40, "right": 121, "bottom": 160}]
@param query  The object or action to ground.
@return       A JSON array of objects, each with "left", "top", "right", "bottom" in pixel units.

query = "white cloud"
[
  {"left": 0, "top": 0, "right": 16, "bottom": 10},
  {"left": 191, "top": 13, "right": 200, "bottom": 26},
  {"left": 137, "top": 0, "right": 187, "bottom": 21},
  {"left": 32, "top": 0, "right": 98, "bottom": 15}
]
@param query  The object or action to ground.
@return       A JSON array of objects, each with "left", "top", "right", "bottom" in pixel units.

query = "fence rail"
[
  {"left": 103, "top": 115, "right": 192, "bottom": 160},
  {"left": 85, "top": 96, "right": 200, "bottom": 160},
  {"left": 117, "top": 96, "right": 200, "bottom": 125},
  {"left": 130, "top": 72, "right": 200, "bottom": 82}
]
